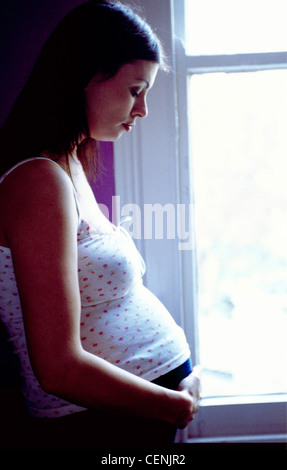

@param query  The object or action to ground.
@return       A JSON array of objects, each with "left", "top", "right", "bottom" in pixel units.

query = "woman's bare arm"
[{"left": 2, "top": 159, "right": 195, "bottom": 428}]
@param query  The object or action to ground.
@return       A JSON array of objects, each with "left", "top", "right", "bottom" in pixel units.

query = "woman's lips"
[{"left": 122, "top": 123, "right": 134, "bottom": 132}]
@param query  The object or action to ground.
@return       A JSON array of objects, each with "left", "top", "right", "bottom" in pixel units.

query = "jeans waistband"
[{"left": 151, "top": 358, "right": 192, "bottom": 391}]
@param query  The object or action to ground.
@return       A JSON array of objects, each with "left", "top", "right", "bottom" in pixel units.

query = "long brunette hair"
[{"left": 0, "top": 0, "right": 166, "bottom": 179}]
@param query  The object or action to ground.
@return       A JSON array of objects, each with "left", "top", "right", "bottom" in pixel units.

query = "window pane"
[
  {"left": 188, "top": 70, "right": 287, "bottom": 397},
  {"left": 185, "top": 0, "right": 287, "bottom": 55}
]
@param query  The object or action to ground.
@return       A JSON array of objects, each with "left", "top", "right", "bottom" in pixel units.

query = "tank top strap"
[{"left": 0, "top": 157, "right": 81, "bottom": 224}]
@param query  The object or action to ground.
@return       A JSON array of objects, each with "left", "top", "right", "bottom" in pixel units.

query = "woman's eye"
[{"left": 131, "top": 89, "right": 141, "bottom": 97}]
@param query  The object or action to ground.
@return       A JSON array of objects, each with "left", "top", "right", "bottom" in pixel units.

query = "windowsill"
[
  {"left": 184, "top": 393, "right": 287, "bottom": 441},
  {"left": 187, "top": 433, "right": 287, "bottom": 444},
  {"left": 200, "top": 393, "right": 287, "bottom": 407}
]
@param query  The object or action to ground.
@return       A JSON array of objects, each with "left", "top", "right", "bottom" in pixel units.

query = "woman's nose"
[{"left": 132, "top": 96, "right": 148, "bottom": 119}]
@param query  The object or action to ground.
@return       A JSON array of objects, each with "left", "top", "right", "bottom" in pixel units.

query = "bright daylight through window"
[{"left": 185, "top": 0, "right": 287, "bottom": 398}]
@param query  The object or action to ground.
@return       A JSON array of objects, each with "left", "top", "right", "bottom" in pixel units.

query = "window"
[
  {"left": 189, "top": 70, "right": 287, "bottom": 398},
  {"left": 115, "top": 0, "right": 287, "bottom": 442},
  {"left": 185, "top": 0, "right": 287, "bottom": 55},
  {"left": 179, "top": 0, "right": 287, "bottom": 440}
]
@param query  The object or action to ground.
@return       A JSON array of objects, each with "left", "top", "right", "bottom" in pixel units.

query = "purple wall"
[{"left": 0, "top": 0, "right": 115, "bottom": 219}]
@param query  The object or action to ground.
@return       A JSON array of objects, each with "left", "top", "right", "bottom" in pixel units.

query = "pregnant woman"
[{"left": 0, "top": 0, "right": 200, "bottom": 450}]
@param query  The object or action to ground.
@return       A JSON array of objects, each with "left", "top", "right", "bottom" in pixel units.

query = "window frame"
[{"left": 114, "top": 0, "right": 287, "bottom": 443}]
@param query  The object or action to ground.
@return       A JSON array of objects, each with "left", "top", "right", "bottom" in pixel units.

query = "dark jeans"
[{"left": 14, "top": 359, "right": 192, "bottom": 450}]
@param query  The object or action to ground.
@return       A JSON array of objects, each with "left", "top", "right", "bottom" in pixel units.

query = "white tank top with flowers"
[{"left": 0, "top": 159, "right": 190, "bottom": 418}]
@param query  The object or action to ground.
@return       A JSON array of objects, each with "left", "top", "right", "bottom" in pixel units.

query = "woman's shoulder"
[
  {"left": 0, "top": 158, "right": 78, "bottom": 238},
  {"left": 0, "top": 158, "right": 74, "bottom": 201},
  {"left": 1, "top": 157, "right": 68, "bottom": 186}
]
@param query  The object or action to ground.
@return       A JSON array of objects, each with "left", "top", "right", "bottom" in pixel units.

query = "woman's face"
[{"left": 85, "top": 60, "right": 159, "bottom": 141}]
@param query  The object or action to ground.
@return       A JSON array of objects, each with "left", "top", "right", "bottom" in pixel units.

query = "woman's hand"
[{"left": 177, "top": 365, "right": 201, "bottom": 422}]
